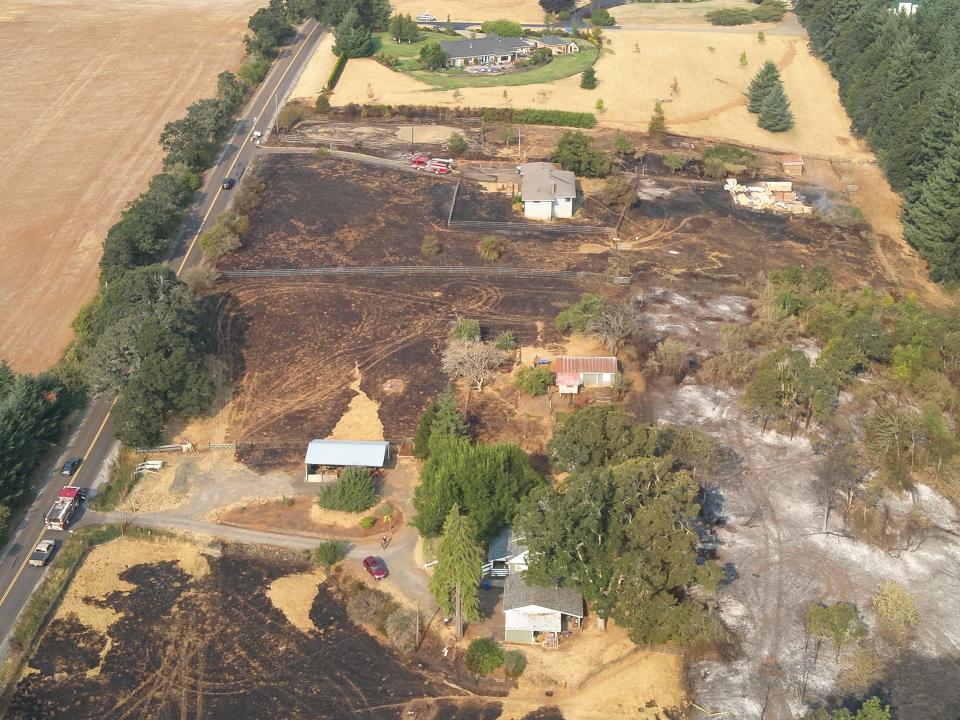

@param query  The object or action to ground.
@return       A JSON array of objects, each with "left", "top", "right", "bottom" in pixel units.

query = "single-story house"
[
  {"left": 440, "top": 35, "right": 534, "bottom": 68},
  {"left": 529, "top": 35, "right": 580, "bottom": 54},
  {"left": 517, "top": 162, "right": 576, "bottom": 220},
  {"left": 485, "top": 526, "right": 528, "bottom": 578},
  {"left": 304, "top": 439, "right": 389, "bottom": 482},
  {"left": 780, "top": 154, "right": 804, "bottom": 177},
  {"left": 555, "top": 355, "right": 618, "bottom": 394},
  {"left": 504, "top": 572, "right": 584, "bottom": 645},
  {"left": 890, "top": 0, "right": 919, "bottom": 13}
]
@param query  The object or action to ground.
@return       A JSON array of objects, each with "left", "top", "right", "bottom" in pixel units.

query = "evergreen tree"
[
  {"left": 903, "top": 131, "right": 960, "bottom": 280},
  {"left": 429, "top": 386, "right": 468, "bottom": 445},
  {"left": 909, "top": 70, "right": 960, "bottom": 201},
  {"left": 333, "top": 8, "right": 373, "bottom": 58},
  {"left": 580, "top": 67, "right": 597, "bottom": 89},
  {"left": 648, "top": 100, "right": 666, "bottom": 133},
  {"left": 757, "top": 81, "right": 794, "bottom": 132},
  {"left": 746, "top": 61, "right": 779, "bottom": 113},
  {"left": 428, "top": 505, "right": 483, "bottom": 633}
]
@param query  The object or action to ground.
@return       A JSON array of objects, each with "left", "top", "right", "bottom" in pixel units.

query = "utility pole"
[
  {"left": 517, "top": 125, "right": 522, "bottom": 160},
  {"left": 416, "top": 600, "right": 420, "bottom": 649},
  {"left": 274, "top": 93, "right": 279, "bottom": 137}
]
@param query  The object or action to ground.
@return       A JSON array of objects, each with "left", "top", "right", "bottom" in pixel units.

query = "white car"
[
  {"left": 29, "top": 539, "right": 55, "bottom": 567},
  {"left": 416, "top": 13, "right": 437, "bottom": 22}
]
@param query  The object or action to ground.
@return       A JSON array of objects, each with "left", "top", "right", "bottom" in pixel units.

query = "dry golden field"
[
  {"left": 389, "top": 0, "right": 547, "bottom": 24},
  {"left": 326, "top": 13, "right": 870, "bottom": 161},
  {"left": 0, "top": 0, "right": 260, "bottom": 372}
]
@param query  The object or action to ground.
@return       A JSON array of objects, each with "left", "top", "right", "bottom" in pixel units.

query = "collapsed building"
[{"left": 724, "top": 178, "right": 813, "bottom": 215}]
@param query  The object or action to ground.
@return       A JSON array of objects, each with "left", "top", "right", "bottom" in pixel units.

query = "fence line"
[
  {"left": 220, "top": 266, "right": 606, "bottom": 281},
  {"left": 447, "top": 219, "right": 609, "bottom": 235}
]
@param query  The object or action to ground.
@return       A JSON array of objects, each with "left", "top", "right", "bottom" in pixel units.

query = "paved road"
[{"left": 0, "top": 18, "right": 326, "bottom": 654}]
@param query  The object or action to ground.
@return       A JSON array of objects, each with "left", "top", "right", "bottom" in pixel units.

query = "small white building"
[
  {"left": 554, "top": 356, "right": 618, "bottom": 395},
  {"left": 518, "top": 162, "right": 576, "bottom": 220},
  {"left": 890, "top": 0, "right": 919, "bottom": 13},
  {"left": 304, "top": 439, "right": 389, "bottom": 482},
  {"left": 503, "top": 573, "right": 584, "bottom": 645}
]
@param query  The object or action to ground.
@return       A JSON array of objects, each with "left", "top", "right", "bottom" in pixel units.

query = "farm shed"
[
  {"left": 484, "top": 526, "right": 529, "bottom": 578},
  {"left": 304, "top": 439, "right": 389, "bottom": 482},
  {"left": 555, "top": 356, "right": 618, "bottom": 394},
  {"left": 780, "top": 154, "right": 804, "bottom": 176},
  {"left": 518, "top": 162, "right": 576, "bottom": 220},
  {"left": 503, "top": 572, "right": 584, "bottom": 646}
]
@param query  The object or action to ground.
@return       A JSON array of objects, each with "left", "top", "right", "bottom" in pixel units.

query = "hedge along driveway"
[{"left": 408, "top": 42, "right": 600, "bottom": 89}]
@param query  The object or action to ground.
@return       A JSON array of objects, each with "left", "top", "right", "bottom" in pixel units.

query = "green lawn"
[
  {"left": 410, "top": 42, "right": 599, "bottom": 89},
  {"left": 373, "top": 30, "right": 456, "bottom": 61}
]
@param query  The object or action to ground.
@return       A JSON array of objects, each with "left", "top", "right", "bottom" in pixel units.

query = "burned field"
[
  {"left": 619, "top": 181, "right": 888, "bottom": 290},
  {"left": 221, "top": 155, "right": 606, "bottom": 273},
  {"left": 213, "top": 155, "right": 607, "bottom": 468},
  {"left": 7, "top": 554, "right": 455, "bottom": 720},
  {"left": 216, "top": 274, "right": 589, "bottom": 464}
]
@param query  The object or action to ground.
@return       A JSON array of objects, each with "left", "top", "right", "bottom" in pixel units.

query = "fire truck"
[
  {"left": 410, "top": 156, "right": 453, "bottom": 174},
  {"left": 44, "top": 486, "right": 84, "bottom": 530}
]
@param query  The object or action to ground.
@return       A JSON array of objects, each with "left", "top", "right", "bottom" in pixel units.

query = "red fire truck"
[{"left": 44, "top": 486, "right": 84, "bottom": 530}]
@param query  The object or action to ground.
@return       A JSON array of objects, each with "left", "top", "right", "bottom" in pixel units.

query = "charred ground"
[{"left": 8, "top": 555, "right": 454, "bottom": 720}]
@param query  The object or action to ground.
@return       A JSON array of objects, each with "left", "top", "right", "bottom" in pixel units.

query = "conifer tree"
[
  {"left": 430, "top": 385, "right": 468, "bottom": 443},
  {"left": 908, "top": 70, "right": 960, "bottom": 201},
  {"left": 648, "top": 100, "right": 666, "bottom": 133},
  {"left": 757, "top": 81, "right": 794, "bottom": 132},
  {"left": 747, "top": 61, "right": 779, "bottom": 113},
  {"left": 429, "top": 505, "right": 483, "bottom": 636},
  {"left": 904, "top": 131, "right": 960, "bottom": 280}
]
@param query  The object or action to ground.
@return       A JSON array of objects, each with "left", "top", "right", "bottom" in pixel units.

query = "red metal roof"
[{"left": 555, "top": 356, "right": 618, "bottom": 375}]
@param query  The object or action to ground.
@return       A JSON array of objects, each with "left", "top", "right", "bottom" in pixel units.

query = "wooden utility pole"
[{"left": 416, "top": 600, "right": 420, "bottom": 649}]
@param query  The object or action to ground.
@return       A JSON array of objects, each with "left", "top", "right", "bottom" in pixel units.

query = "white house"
[
  {"left": 485, "top": 526, "right": 529, "bottom": 578},
  {"left": 890, "top": 0, "right": 919, "bottom": 13},
  {"left": 303, "top": 439, "right": 389, "bottom": 482},
  {"left": 554, "top": 355, "right": 618, "bottom": 395},
  {"left": 518, "top": 162, "right": 576, "bottom": 220},
  {"left": 503, "top": 573, "right": 584, "bottom": 645}
]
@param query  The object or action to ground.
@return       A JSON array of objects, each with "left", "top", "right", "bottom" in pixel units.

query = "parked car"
[
  {"left": 222, "top": 178, "right": 236, "bottom": 190},
  {"left": 362, "top": 555, "right": 389, "bottom": 580},
  {"left": 416, "top": 13, "right": 436, "bottom": 22},
  {"left": 29, "top": 539, "right": 55, "bottom": 567},
  {"left": 60, "top": 457, "right": 82, "bottom": 476}
]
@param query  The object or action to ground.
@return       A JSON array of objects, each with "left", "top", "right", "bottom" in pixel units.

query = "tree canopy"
[
  {"left": 549, "top": 131, "right": 612, "bottom": 177},
  {"left": 428, "top": 505, "right": 484, "bottom": 623},
  {"left": 333, "top": 7, "right": 374, "bottom": 57}
]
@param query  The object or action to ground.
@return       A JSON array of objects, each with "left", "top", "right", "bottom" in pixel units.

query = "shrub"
[
  {"left": 550, "top": 130, "right": 611, "bottom": 177},
  {"left": 346, "top": 586, "right": 396, "bottom": 628},
  {"left": 183, "top": 264, "right": 220, "bottom": 296},
  {"left": 511, "top": 108, "right": 596, "bottom": 128},
  {"left": 872, "top": 581, "right": 920, "bottom": 645},
  {"left": 385, "top": 608, "right": 419, "bottom": 651},
  {"left": 360, "top": 515, "right": 377, "bottom": 528},
  {"left": 494, "top": 330, "right": 518, "bottom": 351},
  {"left": 516, "top": 366, "right": 555, "bottom": 396},
  {"left": 503, "top": 649, "right": 528, "bottom": 677},
  {"left": 277, "top": 102, "right": 312, "bottom": 132},
  {"left": 313, "top": 540, "right": 347, "bottom": 568},
  {"left": 419, "top": 41, "right": 448, "bottom": 70},
  {"left": 706, "top": 7, "right": 754, "bottom": 25},
  {"left": 752, "top": 0, "right": 786, "bottom": 21},
  {"left": 420, "top": 234, "right": 442, "bottom": 257},
  {"left": 450, "top": 315, "right": 481, "bottom": 341},
  {"left": 664, "top": 154, "right": 686, "bottom": 173},
  {"left": 703, "top": 157, "right": 728, "bottom": 179},
  {"left": 481, "top": 19, "right": 524, "bottom": 37},
  {"left": 315, "top": 94, "right": 332, "bottom": 114},
  {"left": 316, "top": 466, "right": 378, "bottom": 512},
  {"left": 590, "top": 8, "right": 614, "bottom": 25},
  {"left": 327, "top": 53, "right": 349, "bottom": 90},
  {"left": 476, "top": 236, "right": 504, "bottom": 261},
  {"left": 448, "top": 132, "right": 468, "bottom": 156},
  {"left": 465, "top": 637, "right": 504, "bottom": 674},
  {"left": 555, "top": 293, "right": 608, "bottom": 332}
]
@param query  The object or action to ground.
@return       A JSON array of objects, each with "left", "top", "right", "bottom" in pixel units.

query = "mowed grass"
[
  {"left": 410, "top": 43, "right": 599, "bottom": 89},
  {"left": 373, "top": 30, "right": 457, "bottom": 65}
]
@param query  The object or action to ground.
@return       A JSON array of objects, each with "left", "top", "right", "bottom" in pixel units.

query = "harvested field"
[
  {"left": 9, "top": 545, "right": 462, "bottom": 719},
  {"left": 0, "top": 0, "right": 259, "bottom": 372},
  {"left": 388, "top": 0, "right": 546, "bottom": 24}
]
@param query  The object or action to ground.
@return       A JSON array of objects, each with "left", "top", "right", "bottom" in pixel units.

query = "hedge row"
[
  {"left": 327, "top": 52, "right": 349, "bottom": 91},
  {"left": 331, "top": 103, "right": 596, "bottom": 128}
]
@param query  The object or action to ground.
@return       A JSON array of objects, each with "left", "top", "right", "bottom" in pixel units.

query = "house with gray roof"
[
  {"left": 529, "top": 35, "right": 580, "bottom": 55},
  {"left": 439, "top": 35, "right": 534, "bottom": 68},
  {"left": 504, "top": 572, "right": 584, "bottom": 645},
  {"left": 487, "top": 526, "right": 585, "bottom": 646},
  {"left": 517, "top": 161, "right": 577, "bottom": 220}
]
